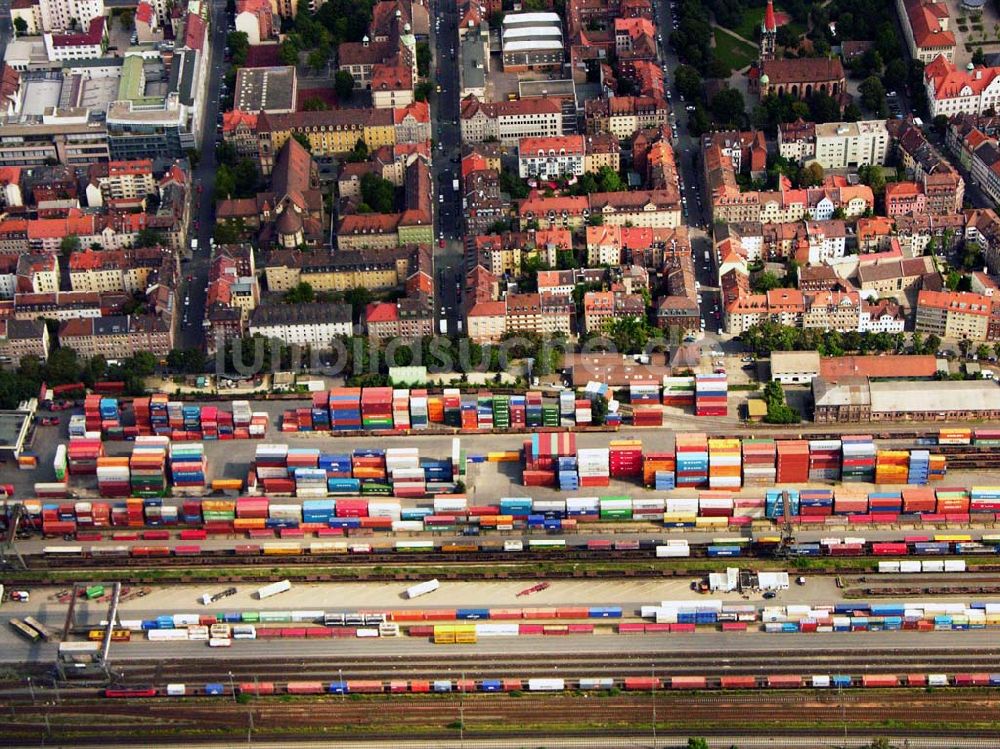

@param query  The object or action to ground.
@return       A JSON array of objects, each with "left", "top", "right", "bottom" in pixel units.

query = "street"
[
  {"left": 429, "top": 2, "right": 465, "bottom": 335},
  {"left": 179, "top": 0, "right": 230, "bottom": 351}
]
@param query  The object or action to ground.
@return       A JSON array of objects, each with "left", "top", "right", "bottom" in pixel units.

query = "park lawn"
[{"left": 713, "top": 29, "right": 758, "bottom": 72}]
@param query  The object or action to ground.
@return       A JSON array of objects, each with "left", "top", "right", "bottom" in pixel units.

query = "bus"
[{"left": 9, "top": 618, "right": 40, "bottom": 642}]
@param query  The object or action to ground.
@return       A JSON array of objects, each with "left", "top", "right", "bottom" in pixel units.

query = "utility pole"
[
  {"left": 459, "top": 671, "right": 465, "bottom": 749},
  {"left": 651, "top": 663, "right": 657, "bottom": 749}
]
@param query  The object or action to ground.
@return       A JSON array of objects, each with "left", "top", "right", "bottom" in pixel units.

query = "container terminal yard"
[{"left": 4, "top": 393, "right": 1000, "bottom": 745}]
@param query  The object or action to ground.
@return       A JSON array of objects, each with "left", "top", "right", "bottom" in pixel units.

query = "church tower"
[{"left": 760, "top": 0, "right": 777, "bottom": 62}]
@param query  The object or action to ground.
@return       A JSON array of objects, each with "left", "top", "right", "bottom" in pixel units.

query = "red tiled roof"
[
  {"left": 820, "top": 355, "right": 938, "bottom": 379},
  {"left": 223, "top": 110, "right": 258, "bottom": 131},
  {"left": 51, "top": 17, "right": 104, "bottom": 48},
  {"left": 365, "top": 301, "right": 399, "bottom": 323},
  {"left": 394, "top": 100, "right": 429, "bottom": 124},
  {"left": 136, "top": 1, "right": 154, "bottom": 24},
  {"left": 184, "top": 13, "right": 206, "bottom": 51}
]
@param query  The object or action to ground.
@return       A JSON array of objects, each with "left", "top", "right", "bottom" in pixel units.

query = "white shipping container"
[
  {"left": 921, "top": 560, "right": 945, "bottom": 573},
  {"left": 256, "top": 579, "right": 292, "bottom": 600},
  {"left": 166, "top": 683, "right": 187, "bottom": 696},
  {"left": 392, "top": 520, "right": 424, "bottom": 532},
  {"left": 233, "top": 625, "right": 257, "bottom": 639},
  {"left": 811, "top": 675, "right": 830, "bottom": 688},
  {"left": 503, "top": 540, "right": 523, "bottom": 552},
  {"left": 356, "top": 628, "right": 380, "bottom": 637},
  {"left": 944, "top": 560, "right": 967, "bottom": 572},
  {"left": 173, "top": 614, "right": 200, "bottom": 627},
  {"left": 878, "top": 561, "right": 901, "bottom": 573},
  {"left": 406, "top": 578, "right": 440, "bottom": 598},
  {"left": 147, "top": 629, "right": 188, "bottom": 641},
  {"left": 208, "top": 638, "right": 232, "bottom": 647},
  {"left": 433, "top": 497, "right": 467, "bottom": 513},
  {"left": 656, "top": 544, "right": 690, "bottom": 558},
  {"left": 528, "top": 678, "right": 565, "bottom": 691},
  {"left": 899, "top": 561, "right": 922, "bottom": 573},
  {"left": 187, "top": 625, "right": 209, "bottom": 640},
  {"left": 474, "top": 623, "right": 519, "bottom": 636},
  {"left": 927, "top": 674, "right": 949, "bottom": 687}
]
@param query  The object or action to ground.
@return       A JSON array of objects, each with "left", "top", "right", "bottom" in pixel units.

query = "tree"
[
  {"left": 343, "top": 286, "right": 374, "bottom": 322},
  {"left": 752, "top": 271, "right": 783, "bottom": 293},
  {"left": 973, "top": 47, "right": 986, "bottom": 67},
  {"left": 13, "top": 17, "right": 27, "bottom": 35},
  {"left": 346, "top": 138, "right": 369, "bottom": 163},
  {"left": 709, "top": 88, "right": 745, "bottom": 128},
  {"left": 763, "top": 380, "right": 800, "bottom": 424},
  {"left": 215, "top": 164, "right": 237, "bottom": 199},
  {"left": 977, "top": 344, "right": 992, "bottom": 361},
  {"left": 925, "top": 333, "right": 942, "bottom": 355},
  {"left": 416, "top": 41, "right": 431, "bottom": 77},
  {"left": 227, "top": 31, "right": 249, "bottom": 67},
  {"left": 283, "top": 281, "right": 315, "bottom": 304},
  {"left": 279, "top": 39, "right": 300, "bottom": 66},
  {"left": 60, "top": 234, "right": 81, "bottom": 257},
  {"left": 45, "top": 346, "right": 82, "bottom": 385},
  {"left": 414, "top": 81, "right": 433, "bottom": 102},
  {"left": 167, "top": 348, "right": 207, "bottom": 374},
  {"left": 360, "top": 172, "right": 397, "bottom": 213},
  {"left": 858, "top": 164, "right": 886, "bottom": 196},
  {"left": 302, "top": 96, "right": 328, "bottom": 111},
  {"left": 674, "top": 64, "right": 703, "bottom": 101},
  {"left": 292, "top": 132, "right": 312, "bottom": 152},
  {"left": 595, "top": 165, "right": 623, "bottom": 192},
  {"left": 335, "top": 70, "right": 355, "bottom": 101},
  {"left": 776, "top": 24, "right": 798, "bottom": 49},
  {"left": 801, "top": 162, "right": 824, "bottom": 187},
  {"left": 214, "top": 219, "right": 245, "bottom": 244},
  {"left": 135, "top": 228, "right": 163, "bottom": 248},
  {"left": 687, "top": 739, "right": 709, "bottom": 749},
  {"left": 307, "top": 48, "right": 329, "bottom": 73},
  {"left": 590, "top": 394, "right": 608, "bottom": 425},
  {"left": 884, "top": 58, "right": 909, "bottom": 90},
  {"left": 859, "top": 76, "right": 887, "bottom": 116}
]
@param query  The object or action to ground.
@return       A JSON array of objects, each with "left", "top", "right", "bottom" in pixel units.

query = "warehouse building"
[{"left": 813, "top": 377, "right": 1000, "bottom": 422}]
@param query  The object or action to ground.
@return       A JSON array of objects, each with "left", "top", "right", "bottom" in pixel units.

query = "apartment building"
[
  {"left": 584, "top": 95, "right": 669, "bottom": 140},
  {"left": 915, "top": 289, "right": 992, "bottom": 341},
  {"left": 58, "top": 314, "right": 172, "bottom": 358},
  {"left": 924, "top": 55, "right": 1000, "bottom": 118},
  {"left": 504, "top": 292, "right": 573, "bottom": 337},
  {"left": 582, "top": 290, "right": 644, "bottom": 334},
  {"left": 518, "top": 135, "right": 586, "bottom": 179},
  {"left": 249, "top": 302, "right": 354, "bottom": 348},
  {"left": 459, "top": 95, "right": 563, "bottom": 146},
  {"left": 812, "top": 120, "right": 891, "bottom": 170},
  {"left": 885, "top": 181, "right": 927, "bottom": 218},
  {"left": 0, "top": 319, "right": 49, "bottom": 364},
  {"left": 363, "top": 296, "right": 434, "bottom": 341}
]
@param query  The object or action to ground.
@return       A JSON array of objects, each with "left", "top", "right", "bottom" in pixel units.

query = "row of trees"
[{"left": 739, "top": 322, "right": 931, "bottom": 358}]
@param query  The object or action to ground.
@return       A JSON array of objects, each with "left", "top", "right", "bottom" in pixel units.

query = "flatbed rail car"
[
  {"left": 9, "top": 618, "right": 41, "bottom": 642},
  {"left": 22, "top": 616, "right": 52, "bottom": 641},
  {"left": 103, "top": 672, "right": 1000, "bottom": 699}
]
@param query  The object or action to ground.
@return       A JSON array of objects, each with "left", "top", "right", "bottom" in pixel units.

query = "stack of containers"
[
  {"left": 126, "top": 497, "right": 144, "bottom": 526},
  {"left": 287, "top": 448, "right": 319, "bottom": 471},
  {"left": 558, "top": 456, "right": 579, "bottom": 491},
  {"left": 939, "top": 428, "right": 972, "bottom": 445},
  {"left": 67, "top": 438, "right": 104, "bottom": 475},
  {"left": 428, "top": 392, "right": 446, "bottom": 425},
  {"left": 936, "top": 488, "right": 970, "bottom": 514},
  {"left": 840, "top": 435, "right": 876, "bottom": 482},
  {"left": 352, "top": 449, "right": 387, "bottom": 489},
  {"left": 391, "top": 467, "right": 426, "bottom": 497},
  {"left": 510, "top": 395, "right": 526, "bottom": 429},
  {"left": 929, "top": 454, "right": 947, "bottom": 481},
  {"left": 294, "top": 468, "right": 329, "bottom": 498},
  {"left": 255, "top": 444, "right": 289, "bottom": 486},
  {"left": 442, "top": 389, "right": 462, "bottom": 427},
  {"left": 96, "top": 456, "right": 131, "bottom": 497},
  {"left": 808, "top": 440, "right": 841, "bottom": 481},
  {"left": 294, "top": 407, "right": 313, "bottom": 432},
  {"left": 361, "top": 388, "right": 393, "bottom": 430},
  {"left": 902, "top": 487, "right": 936, "bottom": 514},
  {"left": 410, "top": 389, "right": 429, "bottom": 429},
  {"left": 559, "top": 391, "right": 576, "bottom": 425},
  {"left": 698, "top": 491, "right": 734, "bottom": 517},
  {"left": 248, "top": 412, "right": 269, "bottom": 438},
  {"left": 526, "top": 392, "right": 543, "bottom": 427},
  {"left": 311, "top": 392, "right": 330, "bottom": 432},
  {"left": 477, "top": 394, "right": 494, "bottom": 430},
  {"left": 542, "top": 401, "right": 560, "bottom": 427},
  {"left": 765, "top": 489, "right": 800, "bottom": 519},
  {"left": 492, "top": 395, "right": 510, "bottom": 430},
  {"left": 694, "top": 374, "right": 727, "bottom": 416},
  {"left": 99, "top": 397, "right": 120, "bottom": 431},
  {"left": 609, "top": 440, "right": 642, "bottom": 479},
  {"left": 577, "top": 448, "right": 610, "bottom": 487},
  {"left": 232, "top": 400, "right": 252, "bottom": 430},
  {"left": 707, "top": 438, "right": 741, "bottom": 490},
  {"left": 776, "top": 441, "right": 809, "bottom": 483},
  {"left": 869, "top": 492, "right": 902, "bottom": 514},
  {"left": 460, "top": 397, "right": 478, "bottom": 429},
  {"left": 832, "top": 489, "right": 868, "bottom": 515},
  {"left": 130, "top": 442, "right": 168, "bottom": 496},
  {"left": 741, "top": 439, "right": 776, "bottom": 487},
  {"left": 799, "top": 489, "right": 834, "bottom": 517},
  {"left": 575, "top": 398, "right": 592, "bottom": 425},
  {"left": 329, "top": 388, "right": 363, "bottom": 431},
  {"left": 662, "top": 376, "right": 695, "bottom": 408},
  {"left": 149, "top": 394, "right": 170, "bottom": 434},
  {"left": 970, "top": 487, "right": 1000, "bottom": 513},
  {"left": 133, "top": 397, "right": 151, "bottom": 434},
  {"left": 733, "top": 496, "right": 765, "bottom": 519},
  {"left": 392, "top": 389, "right": 411, "bottom": 430},
  {"left": 675, "top": 433, "right": 708, "bottom": 488},
  {"left": 664, "top": 496, "right": 698, "bottom": 524},
  {"left": 369, "top": 499, "right": 402, "bottom": 522},
  {"left": 629, "top": 381, "right": 660, "bottom": 405},
  {"left": 200, "top": 407, "right": 218, "bottom": 440},
  {"left": 642, "top": 452, "right": 676, "bottom": 488},
  {"left": 169, "top": 443, "right": 206, "bottom": 488},
  {"left": 632, "top": 404, "right": 663, "bottom": 426},
  {"left": 217, "top": 408, "right": 234, "bottom": 438},
  {"left": 422, "top": 456, "right": 454, "bottom": 494},
  {"left": 875, "top": 451, "right": 909, "bottom": 484},
  {"left": 182, "top": 404, "right": 201, "bottom": 433},
  {"left": 908, "top": 450, "right": 930, "bottom": 485},
  {"left": 320, "top": 452, "right": 352, "bottom": 478},
  {"left": 302, "top": 499, "right": 335, "bottom": 523},
  {"left": 68, "top": 414, "right": 87, "bottom": 438}
]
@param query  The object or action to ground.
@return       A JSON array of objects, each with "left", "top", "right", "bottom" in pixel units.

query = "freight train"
[
  {"left": 103, "top": 672, "right": 1000, "bottom": 699},
  {"left": 37, "top": 533, "right": 1000, "bottom": 563}
]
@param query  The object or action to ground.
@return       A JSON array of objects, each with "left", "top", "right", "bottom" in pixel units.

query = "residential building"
[
  {"left": 518, "top": 135, "right": 586, "bottom": 179},
  {"left": 43, "top": 17, "right": 106, "bottom": 61},
  {"left": 812, "top": 120, "right": 891, "bottom": 169},
  {"left": 249, "top": 302, "right": 354, "bottom": 348},
  {"left": 222, "top": 111, "right": 259, "bottom": 158},
  {"left": 371, "top": 62, "right": 414, "bottom": 109},
  {"left": 856, "top": 256, "right": 936, "bottom": 299},
  {"left": 38, "top": 0, "right": 104, "bottom": 33},
  {"left": 363, "top": 296, "right": 434, "bottom": 340},
  {"left": 915, "top": 289, "right": 992, "bottom": 341},
  {"left": 0, "top": 318, "right": 49, "bottom": 364},
  {"left": 897, "top": 0, "right": 956, "bottom": 64},
  {"left": 459, "top": 94, "right": 563, "bottom": 146},
  {"left": 263, "top": 245, "right": 431, "bottom": 294},
  {"left": 777, "top": 119, "right": 816, "bottom": 162},
  {"left": 235, "top": 0, "right": 275, "bottom": 45},
  {"left": 701, "top": 130, "right": 767, "bottom": 176},
  {"left": 582, "top": 290, "right": 644, "bottom": 334},
  {"left": 58, "top": 314, "right": 172, "bottom": 358},
  {"left": 584, "top": 95, "right": 669, "bottom": 140},
  {"left": 885, "top": 181, "right": 927, "bottom": 217},
  {"left": 504, "top": 292, "right": 574, "bottom": 337},
  {"left": 584, "top": 133, "right": 621, "bottom": 174}
]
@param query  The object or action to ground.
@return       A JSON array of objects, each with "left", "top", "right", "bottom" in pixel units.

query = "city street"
[
  {"left": 179, "top": 0, "right": 229, "bottom": 351},
  {"left": 429, "top": 2, "right": 465, "bottom": 335}
]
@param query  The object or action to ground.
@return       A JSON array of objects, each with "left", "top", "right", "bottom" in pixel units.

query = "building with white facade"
[
  {"left": 518, "top": 135, "right": 585, "bottom": 178},
  {"left": 812, "top": 120, "right": 891, "bottom": 169},
  {"left": 460, "top": 94, "right": 563, "bottom": 146},
  {"left": 249, "top": 302, "right": 353, "bottom": 348},
  {"left": 924, "top": 55, "right": 1000, "bottom": 118},
  {"left": 38, "top": 0, "right": 104, "bottom": 32}
]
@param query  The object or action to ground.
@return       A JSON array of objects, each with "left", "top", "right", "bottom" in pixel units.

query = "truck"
[
  {"left": 452, "top": 178, "right": 459, "bottom": 192},
  {"left": 438, "top": 319, "right": 447, "bottom": 335},
  {"left": 191, "top": 238, "right": 199, "bottom": 253},
  {"left": 199, "top": 587, "right": 237, "bottom": 605}
]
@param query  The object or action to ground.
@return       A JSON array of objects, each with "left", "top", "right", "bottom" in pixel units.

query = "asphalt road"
[
  {"left": 179, "top": 0, "right": 229, "bottom": 351},
  {"left": 0, "top": 0, "right": 10, "bottom": 62},
  {"left": 429, "top": 1, "right": 465, "bottom": 335}
]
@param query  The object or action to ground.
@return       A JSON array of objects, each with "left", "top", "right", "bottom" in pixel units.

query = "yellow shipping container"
[
  {"left": 662, "top": 512, "right": 697, "bottom": 523},
  {"left": 202, "top": 500, "right": 237, "bottom": 512},
  {"left": 695, "top": 516, "right": 728, "bottom": 528},
  {"left": 211, "top": 479, "right": 244, "bottom": 490},
  {"left": 487, "top": 452, "right": 520, "bottom": 462}
]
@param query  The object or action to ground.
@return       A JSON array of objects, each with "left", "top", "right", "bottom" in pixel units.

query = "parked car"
[{"left": 38, "top": 417, "right": 59, "bottom": 426}]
